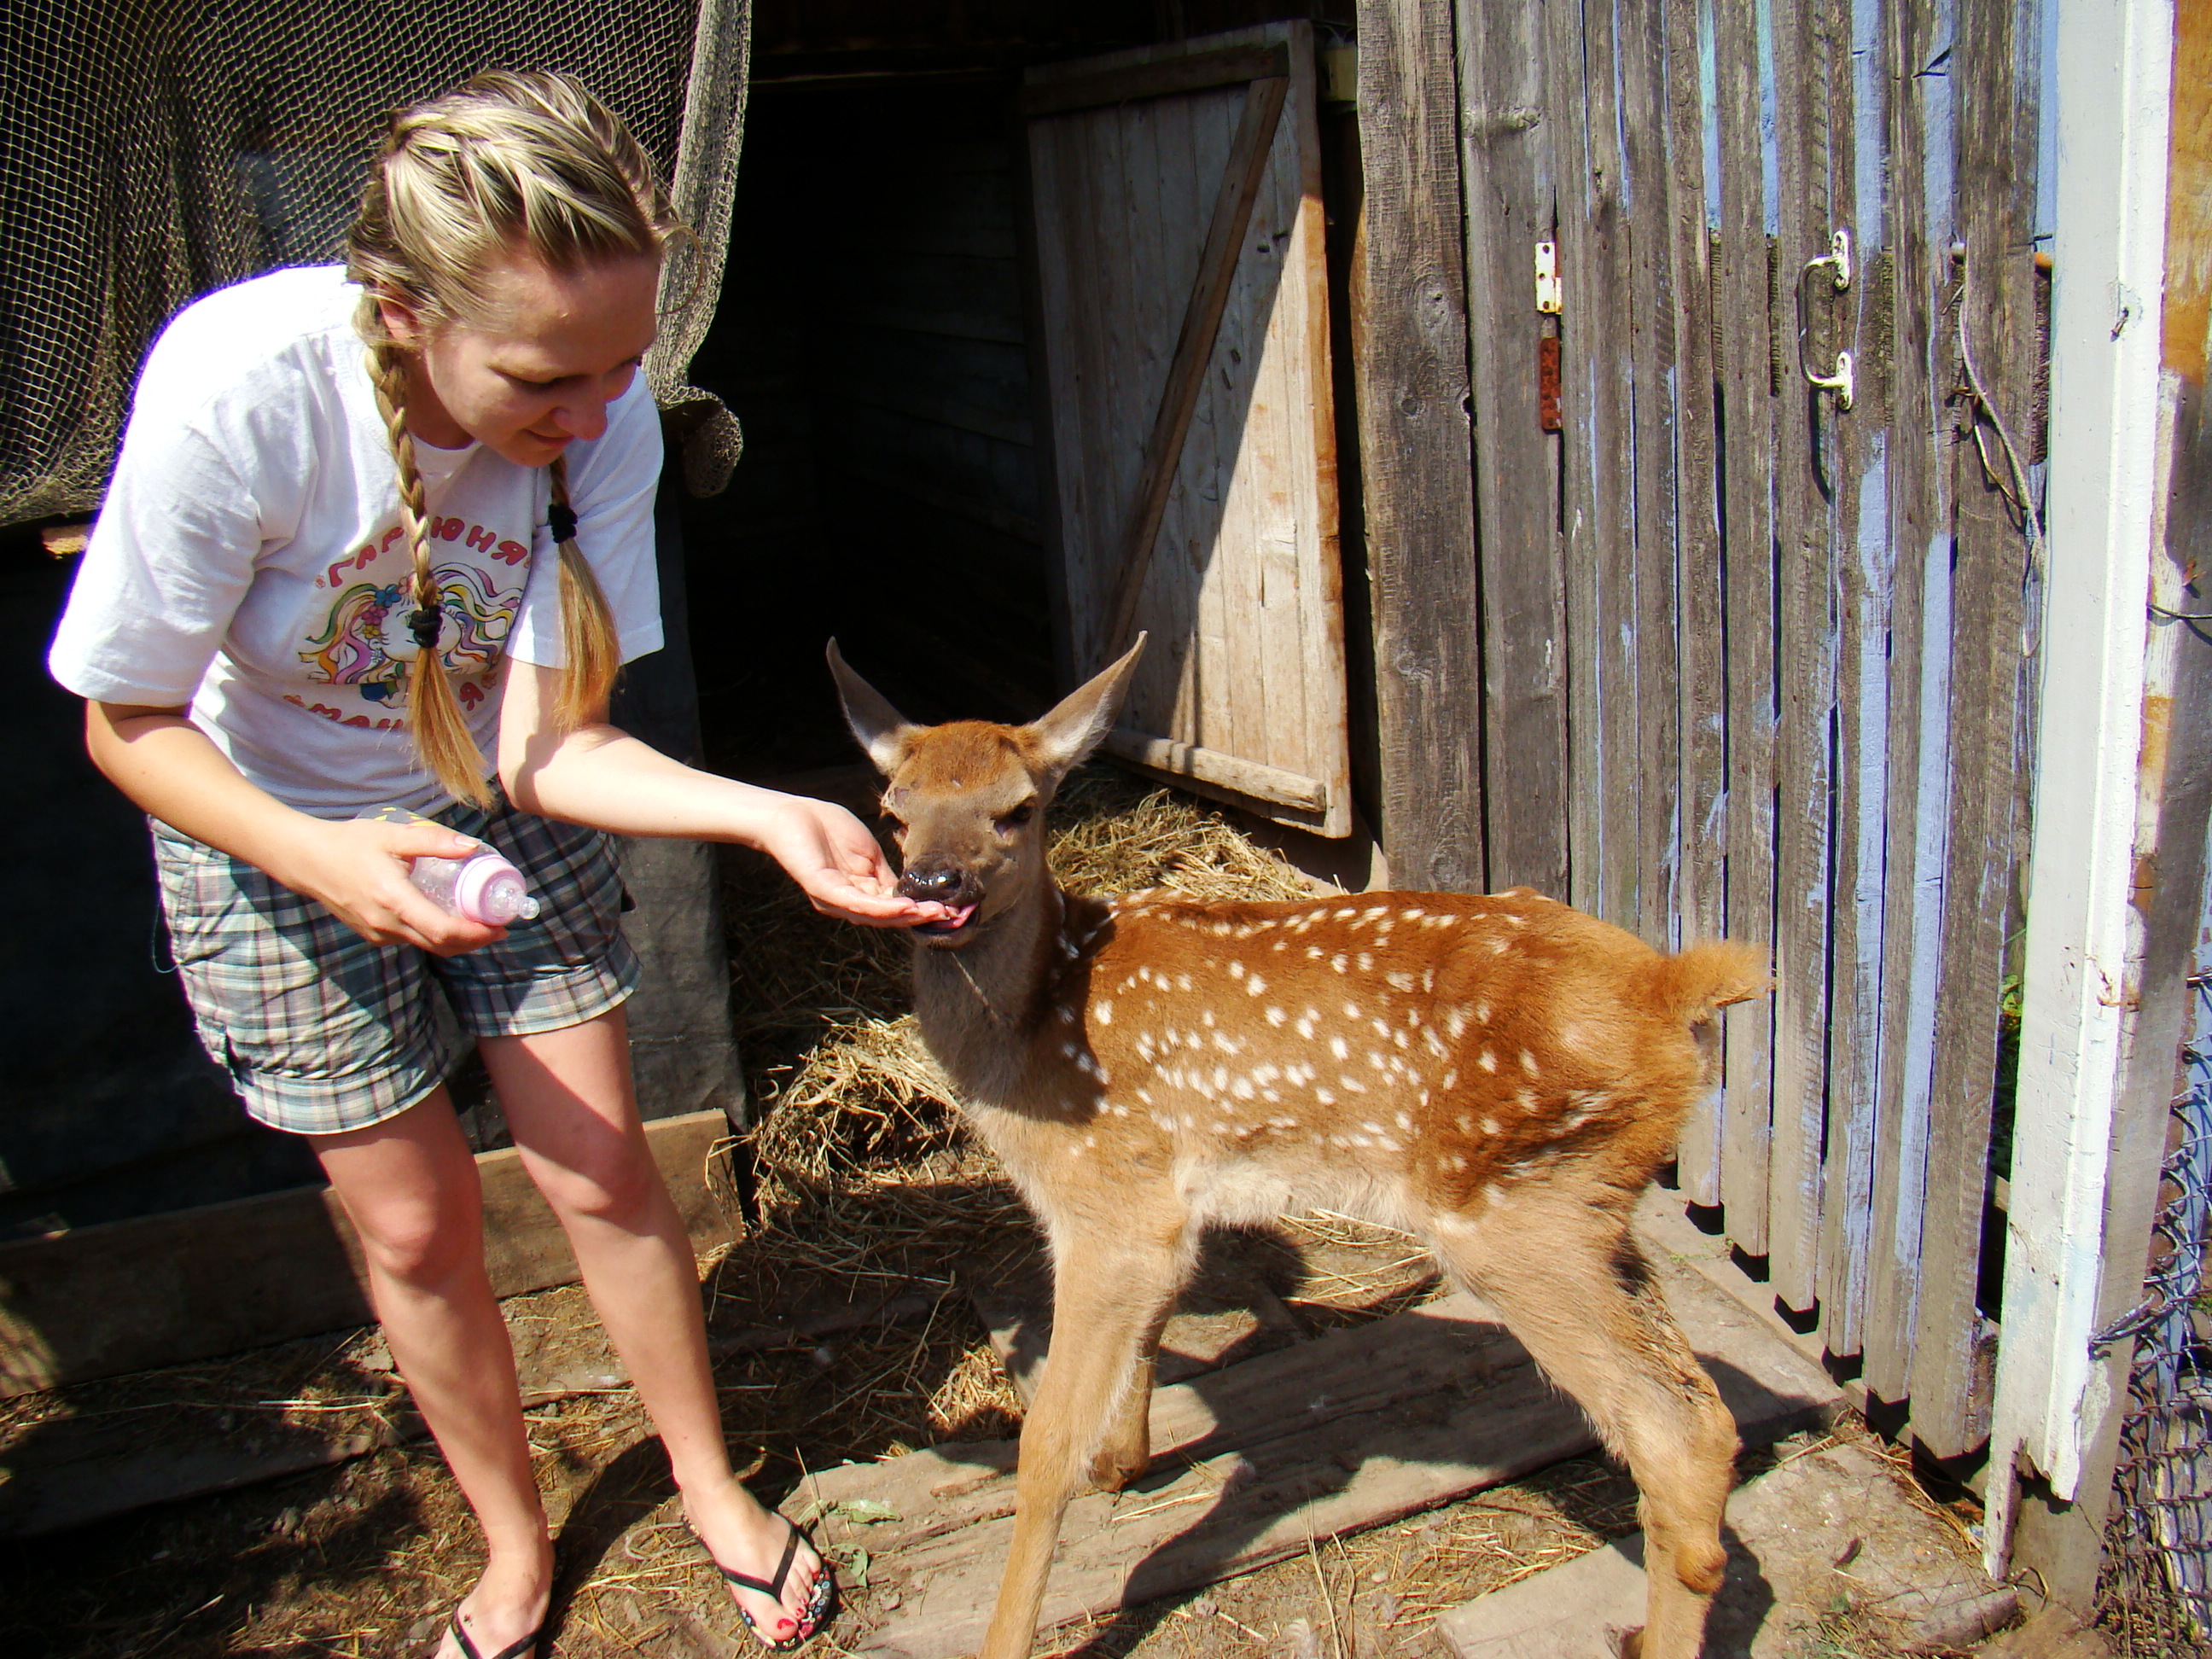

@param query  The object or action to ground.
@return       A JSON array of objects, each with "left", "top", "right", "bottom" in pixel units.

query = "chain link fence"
[{"left": 2098, "top": 968, "right": 2212, "bottom": 1656}]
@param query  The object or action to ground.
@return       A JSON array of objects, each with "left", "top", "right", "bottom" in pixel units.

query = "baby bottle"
[{"left": 358, "top": 806, "right": 542, "bottom": 925}]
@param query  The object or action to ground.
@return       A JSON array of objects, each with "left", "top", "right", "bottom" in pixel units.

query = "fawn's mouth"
[{"left": 912, "top": 901, "right": 981, "bottom": 943}]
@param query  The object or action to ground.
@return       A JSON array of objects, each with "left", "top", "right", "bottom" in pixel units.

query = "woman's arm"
[
  {"left": 86, "top": 701, "right": 504, "bottom": 955},
  {"left": 495, "top": 661, "right": 940, "bottom": 928}
]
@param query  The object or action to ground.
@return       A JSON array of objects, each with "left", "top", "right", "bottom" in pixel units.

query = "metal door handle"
[{"left": 1797, "top": 228, "right": 1854, "bottom": 410}]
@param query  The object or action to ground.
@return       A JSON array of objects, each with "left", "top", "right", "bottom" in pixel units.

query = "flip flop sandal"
[
  {"left": 448, "top": 1614, "right": 544, "bottom": 1659},
  {"left": 704, "top": 1519, "right": 838, "bottom": 1652}
]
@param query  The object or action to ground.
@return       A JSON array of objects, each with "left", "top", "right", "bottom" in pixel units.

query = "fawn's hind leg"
[{"left": 1427, "top": 1193, "right": 1738, "bottom": 1659}]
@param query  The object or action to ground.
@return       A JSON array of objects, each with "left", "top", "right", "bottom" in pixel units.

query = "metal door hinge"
[{"left": 1535, "top": 242, "right": 1562, "bottom": 314}]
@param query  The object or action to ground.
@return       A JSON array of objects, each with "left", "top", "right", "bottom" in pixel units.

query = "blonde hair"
[{"left": 347, "top": 69, "right": 684, "bottom": 807}]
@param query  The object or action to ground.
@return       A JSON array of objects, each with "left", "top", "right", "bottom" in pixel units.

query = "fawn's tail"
[{"left": 1645, "top": 940, "right": 1771, "bottom": 1026}]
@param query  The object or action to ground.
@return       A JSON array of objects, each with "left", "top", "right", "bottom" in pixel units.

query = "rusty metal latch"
[
  {"left": 1535, "top": 242, "right": 1562, "bottom": 314},
  {"left": 1797, "top": 228, "right": 1854, "bottom": 410}
]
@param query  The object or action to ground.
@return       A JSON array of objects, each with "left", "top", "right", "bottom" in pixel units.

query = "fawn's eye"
[{"left": 995, "top": 802, "right": 1034, "bottom": 835}]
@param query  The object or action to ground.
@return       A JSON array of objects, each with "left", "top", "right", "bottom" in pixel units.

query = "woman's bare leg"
[
  {"left": 480, "top": 1009, "right": 824, "bottom": 1644},
  {"left": 312, "top": 1093, "right": 552, "bottom": 1657}
]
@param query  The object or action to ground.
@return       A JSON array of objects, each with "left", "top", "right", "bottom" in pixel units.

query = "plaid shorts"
[{"left": 152, "top": 789, "right": 639, "bottom": 1138}]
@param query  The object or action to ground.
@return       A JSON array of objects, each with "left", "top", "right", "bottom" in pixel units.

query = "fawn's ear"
[
  {"left": 826, "top": 638, "right": 920, "bottom": 776},
  {"left": 1028, "top": 634, "right": 1147, "bottom": 785}
]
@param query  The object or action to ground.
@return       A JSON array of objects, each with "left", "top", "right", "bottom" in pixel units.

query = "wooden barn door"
[{"left": 1022, "top": 22, "right": 1352, "bottom": 839}]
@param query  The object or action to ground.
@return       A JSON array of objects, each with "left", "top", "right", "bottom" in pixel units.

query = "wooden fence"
[{"left": 1359, "top": 0, "right": 2051, "bottom": 1459}]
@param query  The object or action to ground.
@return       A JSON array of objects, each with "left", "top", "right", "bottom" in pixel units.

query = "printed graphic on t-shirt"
[{"left": 284, "top": 515, "right": 530, "bottom": 730}]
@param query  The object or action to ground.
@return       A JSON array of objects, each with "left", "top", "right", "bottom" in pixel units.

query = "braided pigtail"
[
  {"left": 346, "top": 70, "right": 687, "bottom": 783},
  {"left": 366, "top": 331, "right": 494, "bottom": 808},
  {"left": 546, "top": 453, "right": 622, "bottom": 729}
]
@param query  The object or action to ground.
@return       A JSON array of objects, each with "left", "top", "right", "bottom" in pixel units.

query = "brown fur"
[{"left": 829, "top": 639, "right": 1768, "bottom": 1659}]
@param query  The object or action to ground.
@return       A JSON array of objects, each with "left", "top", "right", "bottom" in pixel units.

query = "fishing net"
[{"left": 0, "top": 0, "right": 749, "bottom": 527}]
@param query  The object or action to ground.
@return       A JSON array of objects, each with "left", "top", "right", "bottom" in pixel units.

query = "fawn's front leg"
[{"left": 979, "top": 1218, "right": 1192, "bottom": 1659}]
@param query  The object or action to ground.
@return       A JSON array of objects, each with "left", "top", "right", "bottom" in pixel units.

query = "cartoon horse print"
[{"left": 300, "top": 564, "right": 520, "bottom": 707}]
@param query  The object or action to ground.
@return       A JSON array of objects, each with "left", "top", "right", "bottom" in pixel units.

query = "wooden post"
[
  {"left": 1861, "top": 0, "right": 1956, "bottom": 1406},
  {"left": 1617, "top": 1, "right": 1684, "bottom": 956},
  {"left": 1991, "top": 0, "right": 2208, "bottom": 1604},
  {"left": 1659, "top": 0, "right": 1728, "bottom": 1206},
  {"left": 1711, "top": 0, "right": 1779, "bottom": 1259},
  {"left": 1353, "top": 0, "right": 1485, "bottom": 892},
  {"left": 1814, "top": 0, "right": 1897, "bottom": 1362},
  {"left": 1906, "top": 0, "right": 2043, "bottom": 1462},
  {"left": 1458, "top": 0, "right": 1566, "bottom": 900},
  {"left": 1764, "top": 0, "right": 1841, "bottom": 1317},
  {"left": 1542, "top": 0, "right": 1637, "bottom": 925}
]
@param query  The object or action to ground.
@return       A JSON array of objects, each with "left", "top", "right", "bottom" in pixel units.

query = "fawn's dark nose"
[{"left": 899, "top": 866, "right": 964, "bottom": 903}]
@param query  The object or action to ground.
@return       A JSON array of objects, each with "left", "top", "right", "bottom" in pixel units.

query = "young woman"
[{"left": 47, "top": 71, "right": 943, "bottom": 1659}]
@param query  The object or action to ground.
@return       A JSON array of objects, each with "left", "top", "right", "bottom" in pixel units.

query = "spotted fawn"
[{"left": 830, "top": 637, "right": 1769, "bottom": 1659}]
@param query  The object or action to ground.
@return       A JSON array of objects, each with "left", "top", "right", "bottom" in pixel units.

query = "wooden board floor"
[{"left": 787, "top": 1241, "right": 1842, "bottom": 1659}]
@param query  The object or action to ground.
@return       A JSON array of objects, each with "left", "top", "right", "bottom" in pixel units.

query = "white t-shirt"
[{"left": 48, "top": 265, "right": 666, "bottom": 818}]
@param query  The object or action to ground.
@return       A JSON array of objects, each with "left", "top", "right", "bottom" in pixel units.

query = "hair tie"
[
  {"left": 548, "top": 502, "right": 579, "bottom": 544},
  {"left": 409, "top": 607, "right": 442, "bottom": 649}
]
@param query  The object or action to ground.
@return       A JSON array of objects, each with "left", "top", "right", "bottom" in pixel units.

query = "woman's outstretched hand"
[{"left": 754, "top": 795, "right": 950, "bottom": 928}]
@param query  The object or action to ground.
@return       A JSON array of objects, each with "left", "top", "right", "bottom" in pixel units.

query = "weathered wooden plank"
[
  {"left": 1222, "top": 32, "right": 1342, "bottom": 813},
  {"left": 1181, "top": 81, "right": 1250, "bottom": 762},
  {"left": 0, "top": 1402, "right": 427, "bottom": 1540},
  {"left": 1909, "top": 0, "right": 2040, "bottom": 1459},
  {"left": 1542, "top": 0, "right": 1605, "bottom": 920},
  {"left": 1861, "top": 0, "right": 1953, "bottom": 1404},
  {"left": 0, "top": 1109, "right": 737, "bottom": 1397},
  {"left": 806, "top": 1263, "right": 1841, "bottom": 1659},
  {"left": 1712, "top": 0, "right": 1779, "bottom": 1259},
  {"left": 1358, "top": 0, "right": 1483, "bottom": 888},
  {"left": 1289, "top": 26, "right": 1353, "bottom": 853},
  {"left": 1020, "top": 41, "right": 1289, "bottom": 119},
  {"left": 1549, "top": 0, "right": 1642, "bottom": 929},
  {"left": 1100, "top": 729, "right": 1328, "bottom": 813},
  {"left": 1135, "top": 83, "right": 1207, "bottom": 748},
  {"left": 1621, "top": 0, "right": 1684, "bottom": 953},
  {"left": 1455, "top": 0, "right": 1562, "bottom": 898},
  {"left": 0, "top": 1290, "right": 953, "bottom": 1539},
  {"left": 1815, "top": 0, "right": 1895, "bottom": 1360},
  {"left": 1105, "top": 73, "right": 1289, "bottom": 655},
  {"left": 1662, "top": 3, "right": 1729, "bottom": 1206},
  {"left": 1763, "top": 0, "right": 1839, "bottom": 1316}
]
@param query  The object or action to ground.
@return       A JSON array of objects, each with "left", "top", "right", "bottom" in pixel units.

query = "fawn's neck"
[{"left": 911, "top": 869, "right": 1072, "bottom": 1105}]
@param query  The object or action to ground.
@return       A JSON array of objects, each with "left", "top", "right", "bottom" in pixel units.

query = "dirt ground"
[
  {"left": 0, "top": 1152, "right": 1989, "bottom": 1659},
  {"left": 0, "top": 773, "right": 1999, "bottom": 1658}
]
